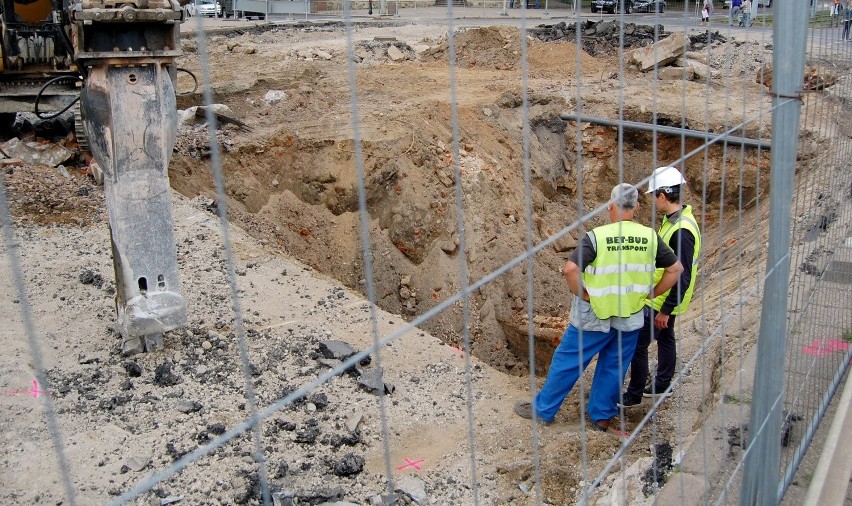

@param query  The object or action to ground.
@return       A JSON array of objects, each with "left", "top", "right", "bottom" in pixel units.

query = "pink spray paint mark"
[
  {"left": 801, "top": 339, "right": 849, "bottom": 358},
  {"left": 2, "top": 379, "right": 50, "bottom": 398},
  {"left": 395, "top": 458, "right": 425, "bottom": 471},
  {"left": 450, "top": 346, "right": 465, "bottom": 356},
  {"left": 28, "top": 379, "right": 48, "bottom": 398}
]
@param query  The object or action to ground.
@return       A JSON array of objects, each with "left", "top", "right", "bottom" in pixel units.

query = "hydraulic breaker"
[{"left": 69, "top": 0, "right": 187, "bottom": 354}]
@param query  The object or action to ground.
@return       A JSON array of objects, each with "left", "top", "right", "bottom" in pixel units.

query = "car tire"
[{"left": 626, "top": 1, "right": 632, "bottom": 13}]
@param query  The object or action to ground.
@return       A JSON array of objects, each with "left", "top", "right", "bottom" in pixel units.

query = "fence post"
[{"left": 739, "top": 2, "right": 809, "bottom": 505}]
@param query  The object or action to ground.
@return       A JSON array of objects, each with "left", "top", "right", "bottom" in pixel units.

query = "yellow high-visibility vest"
[
  {"left": 648, "top": 205, "right": 701, "bottom": 315},
  {"left": 583, "top": 221, "right": 659, "bottom": 319}
]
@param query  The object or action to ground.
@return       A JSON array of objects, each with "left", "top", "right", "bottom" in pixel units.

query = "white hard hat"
[{"left": 646, "top": 166, "right": 687, "bottom": 194}]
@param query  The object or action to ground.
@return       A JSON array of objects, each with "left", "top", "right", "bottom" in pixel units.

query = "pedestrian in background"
[
  {"left": 729, "top": 0, "right": 742, "bottom": 25},
  {"left": 701, "top": 0, "right": 712, "bottom": 25},
  {"left": 739, "top": 0, "right": 752, "bottom": 26},
  {"left": 514, "top": 184, "right": 682, "bottom": 431},
  {"left": 621, "top": 167, "right": 702, "bottom": 407},
  {"left": 843, "top": 0, "right": 852, "bottom": 39},
  {"left": 831, "top": 0, "right": 842, "bottom": 27}
]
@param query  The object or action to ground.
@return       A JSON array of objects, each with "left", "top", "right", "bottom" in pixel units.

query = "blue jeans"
[{"left": 533, "top": 324, "right": 640, "bottom": 423}]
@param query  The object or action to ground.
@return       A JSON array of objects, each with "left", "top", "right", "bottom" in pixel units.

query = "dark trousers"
[
  {"left": 626, "top": 307, "right": 677, "bottom": 397},
  {"left": 844, "top": 20, "right": 851, "bottom": 40}
]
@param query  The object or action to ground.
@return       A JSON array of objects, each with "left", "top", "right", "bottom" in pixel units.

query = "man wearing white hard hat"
[{"left": 621, "top": 166, "right": 702, "bottom": 407}]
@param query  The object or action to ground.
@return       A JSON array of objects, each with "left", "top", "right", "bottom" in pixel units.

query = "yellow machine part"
[{"left": 12, "top": 0, "right": 53, "bottom": 24}]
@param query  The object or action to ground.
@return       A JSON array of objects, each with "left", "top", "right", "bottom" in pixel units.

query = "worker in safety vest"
[
  {"left": 514, "top": 183, "right": 682, "bottom": 431},
  {"left": 621, "top": 166, "right": 702, "bottom": 407}
]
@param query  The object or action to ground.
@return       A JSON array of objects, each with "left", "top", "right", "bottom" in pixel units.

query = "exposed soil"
[
  {"left": 2, "top": 17, "right": 849, "bottom": 506},
  {"left": 169, "top": 21, "right": 776, "bottom": 375}
]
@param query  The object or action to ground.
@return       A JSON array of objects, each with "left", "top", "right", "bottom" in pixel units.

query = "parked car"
[
  {"left": 591, "top": 0, "right": 633, "bottom": 13},
  {"left": 633, "top": 0, "right": 665, "bottom": 12},
  {"left": 191, "top": 0, "right": 223, "bottom": 17}
]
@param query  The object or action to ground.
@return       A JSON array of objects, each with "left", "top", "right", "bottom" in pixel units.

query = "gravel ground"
[{"left": 0, "top": 163, "right": 573, "bottom": 505}]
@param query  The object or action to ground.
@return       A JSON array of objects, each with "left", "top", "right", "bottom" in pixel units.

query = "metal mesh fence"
[{"left": 1, "top": 2, "right": 851, "bottom": 505}]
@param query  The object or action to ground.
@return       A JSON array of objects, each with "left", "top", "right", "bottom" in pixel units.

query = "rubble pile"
[
  {"left": 623, "top": 31, "right": 744, "bottom": 82},
  {"left": 42, "top": 273, "right": 474, "bottom": 504},
  {"left": 687, "top": 30, "right": 727, "bottom": 50},
  {"left": 353, "top": 39, "right": 424, "bottom": 64},
  {"left": 529, "top": 20, "right": 669, "bottom": 55},
  {"left": 706, "top": 39, "right": 772, "bottom": 77},
  {"left": 174, "top": 105, "right": 238, "bottom": 158}
]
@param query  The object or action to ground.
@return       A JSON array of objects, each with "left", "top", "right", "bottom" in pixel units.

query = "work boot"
[
  {"left": 618, "top": 393, "right": 643, "bottom": 408},
  {"left": 513, "top": 401, "right": 553, "bottom": 425}
]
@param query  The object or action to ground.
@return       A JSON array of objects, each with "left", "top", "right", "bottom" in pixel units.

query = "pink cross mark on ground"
[
  {"left": 802, "top": 339, "right": 849, "bottom": 358},
  {"left": 396, "top": 458, "right": 425, "bottom": 471},
  {"left": 28, "top": 380, "right": 48, "bottom": 398},
  {"left": 2, "top": 379, "right": 50, "bottom": 398},
  {"left": 612, "top": 428, "right": 630, "bottom": 438}
]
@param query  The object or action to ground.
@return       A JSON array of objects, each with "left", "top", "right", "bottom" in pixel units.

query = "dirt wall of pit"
[{"left": 170, "top": 24, "right": 776, "bottom": 374}]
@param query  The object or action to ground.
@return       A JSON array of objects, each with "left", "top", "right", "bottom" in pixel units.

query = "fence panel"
[{"left": 1, "top": 4, "right": 851, "bottom": 506}]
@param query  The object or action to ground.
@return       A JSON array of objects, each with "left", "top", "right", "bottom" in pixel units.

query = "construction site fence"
[{"left": 3, "top": 0, "right": 852, "bottom": 504}]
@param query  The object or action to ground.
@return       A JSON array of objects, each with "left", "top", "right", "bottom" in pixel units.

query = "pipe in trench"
[{"left": 560, "top": 113, "right": 772, "bottom": 151}]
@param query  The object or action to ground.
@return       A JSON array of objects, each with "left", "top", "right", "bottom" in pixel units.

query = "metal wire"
[
  {"left": 0, "top": 160, "right": 77, "bottom": 506},
  {"left": 192, "top": 14, "right": 272, "bottom": 505},
  {"left": 777, "top": 22, "right": 852, "bottom": 492},
  {"left": 444, "top": 1, "right": 482, "bottom": 501},
  {"left": 516, "top": 4, "right": 546, "bottom": 505},
  {"left": 342, "top": 1, "right": 396, "bottom": 498},
  {"left": 571, "top": 16, "right": 590, "bottom": 489}
]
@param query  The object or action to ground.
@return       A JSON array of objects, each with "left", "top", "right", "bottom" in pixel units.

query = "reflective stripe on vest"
[
  {"left": 583, "top": 221, "right": 658, "bottom": 319},
  {"left": 649, "top": 205, "right": 702, "bottom": 315}
]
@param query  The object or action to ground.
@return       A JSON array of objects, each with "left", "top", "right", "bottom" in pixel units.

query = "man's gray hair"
[{"left": 611, "top": 183, "right": 639, "bottom": 210}]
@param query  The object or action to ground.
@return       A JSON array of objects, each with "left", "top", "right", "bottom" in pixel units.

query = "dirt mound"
[
  {"left": 527, "top": 39, "right": 606, "bottom": 77},
  {"left": 424, "top": 26, "right": 524, "bottom": 70},
  {"left": 3, "top": 163, "right": 103, "bottom": 227}
]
